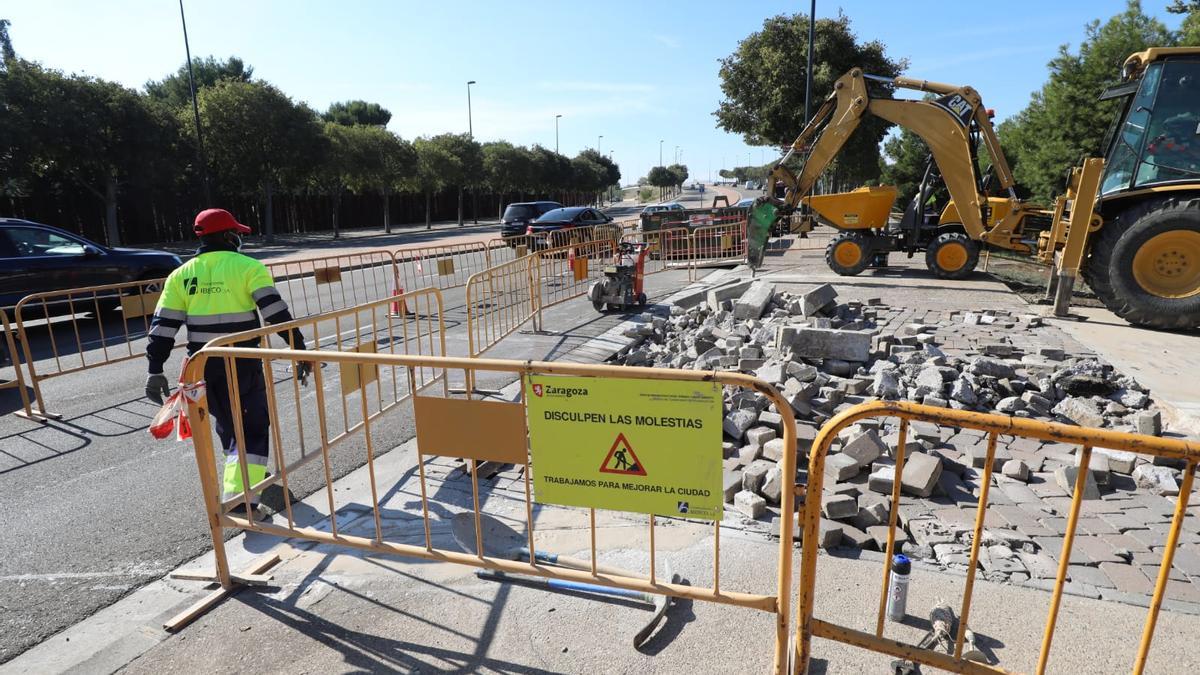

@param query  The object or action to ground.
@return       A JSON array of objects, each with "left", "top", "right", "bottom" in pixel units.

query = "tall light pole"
[
  {"left": 466, "top": 80, "right": 476, "bottom": 137},
  {"left": 466, "top": 80, "right": 476, "bottom": 224},
  {"left": 805, "top": 0, "right": 816, "bottom": 124},
  {"left": 659, "top": 140, "right": 664, "bottom": 166},
  {"left": 598, "top": 134, "right": 603, "bottom": 152},
  {"left": 178, "top": 0, "right": 211, "bottom": 208},
  {"left": 555, "top": 114, "right": 562, "bottom": 153},
  {"left": 674, "top": 145, "right": 680, "bottom": 164}
]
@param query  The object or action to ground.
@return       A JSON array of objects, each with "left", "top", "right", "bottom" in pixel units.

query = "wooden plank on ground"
[{"left": 163, "top": 554, "right": 282, "bottom": 632}]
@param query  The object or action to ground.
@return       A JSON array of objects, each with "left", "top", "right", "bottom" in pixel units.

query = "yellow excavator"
[{"left": 755, "top": 47, "right": 1200, "bottom": 330}]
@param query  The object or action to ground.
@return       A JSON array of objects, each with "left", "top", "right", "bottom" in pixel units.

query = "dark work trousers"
[{"left": 204, "top": 356, "right": 270, "bottom": 492}]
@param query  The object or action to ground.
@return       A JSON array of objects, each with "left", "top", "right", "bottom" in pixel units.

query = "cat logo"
[{"left": 933, "top": 93, "right": 974, "bottom": 128}]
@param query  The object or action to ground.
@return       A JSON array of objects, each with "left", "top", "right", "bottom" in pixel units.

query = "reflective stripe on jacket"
[{"left": 146, "top": 248, "right": 300, "bottom": 374}]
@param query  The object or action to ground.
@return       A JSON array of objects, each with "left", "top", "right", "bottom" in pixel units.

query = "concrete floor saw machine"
[{"left": 588, "top": 241, "right": 650, "bottom": 312}]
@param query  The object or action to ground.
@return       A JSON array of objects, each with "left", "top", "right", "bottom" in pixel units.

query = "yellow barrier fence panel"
[
  {"left": 181, "top": 351, "right": 798, "bottom": 672},
  {"left": 393, "top": 241, "right": 492, "bottom": 294},
  {"left": 464, "top": 255, "right": 538, "bottom": 359},
  {"left": 532, "top": 238, "right": 617, "bottom": 314},
  {"left": 688, "top": 218, "right": 748, "bottom": 280},
  {"left": 793, "top": 400, "right": 1200, "bottom": 675},
  {"left": 622, "top": 226, "right": 691, "bottom": 276},
  {"left": 265, "top": 249, "right": 398, "bottom": 319},
  {"left": 12, "top": 277, "right": 179, "bottom": 420},
  {"left": 202, "top": 287, "right": 447, "bottom": 511},
  {"left": 0, "top": 308, "right": 35, "bottom": 419}
]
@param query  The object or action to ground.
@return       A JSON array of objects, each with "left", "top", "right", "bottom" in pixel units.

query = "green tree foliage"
[
  {"left": 715, "top": 13, "right": 905, "bottom": 188},
  {"left": 426, "top": 133, "right": 482, "bottom": 225},
  {"left": 366, "top": 129, "right": 417, "bottom": 232},
  {"left": 482, "top": 141, "right": 532, "bottom": 213},
  {"left": 145, "top": 56, "right": 253, "bottom": 110},
  {"left": 412, "top": 136, "right": 459, "bottom": 229},
  {"left": 1169, "top": 1, "right": 1200, "bottom": 44},
  {"left": 192, "top": 79, "right": 325, "bottom": 241},
  {"left": 667, "top": 163, "right": 689, "bottom": 189},
  {"left": 2, "top": 59, "right": 178, "bottom": 245},
  {"left": 880, "top": 129, "right": 929, "bottom": 204},
  {"left": 528, "top": 145, "right": 573, "bottom": 195},
  {"left": 322, "top": 100, "right": 392, "bottom": 126},
  {"left": 646, "top": 165, "right": 675, "bottom": 201},
  {"left": 998, "top": 1, "right": 1174, "bottom": 202},
  {"left": 2, "top": 43, "right": 622, "bottom": 242},
  {"left": 0, "top": 19, "right": 15, "bottom": 65}
]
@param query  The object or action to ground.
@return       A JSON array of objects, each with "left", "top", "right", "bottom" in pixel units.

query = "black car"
[
  {"left": 0, "top": 218, "right": 183, "bottom": 310},
  {"left": 526, "top": 207, "right": 614, "bottom": 248},
  {"left": 499, "top": 201, "right": 563, "bottom": 240}
]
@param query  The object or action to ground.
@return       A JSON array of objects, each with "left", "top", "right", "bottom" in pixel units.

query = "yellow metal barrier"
[
  {"left": 203, "top": 287, "right": 446, "bottom": 510},
  {"left": 464, "top": 254, "right": 538, "bottom": 359},
  {"left": 0, "top": 308, "right": 35, "bottom": 418},
  {"left": 265, "top": 249, "right": 399, "bottom": 318},
  {"left": 794, "top": 401, "right": 1200, "bottom": 675},
  {"left": 13, "top": 277, "right": 178, "bottom": 420},
  {"left": 688, "top": 218, "right": 748, "bottom": 280},
  {"left": 546, "top": 224, "right": 622, "bottom": 250},
  {"left": 622, "top": 226, "right": 691, "bottom": 275},
  {"left": 392, "top": 241, "right": 493, "bottom": 293},
  {"left": 181, "top": 349, "right": 799, "bottom": 672},
  {"left": 486, "top": 234, "right": 548, "bottom": 262},
  {"left": 530, "top": 238, "right": 618, "bottom": 322}
]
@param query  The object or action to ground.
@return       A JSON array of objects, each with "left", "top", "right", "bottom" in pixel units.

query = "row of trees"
[
  {"left": 0, "top": 26, "right": 620, "bottom": 245},
  {"left": 643, "top": 164, "right": 690, "bottom": 201}
]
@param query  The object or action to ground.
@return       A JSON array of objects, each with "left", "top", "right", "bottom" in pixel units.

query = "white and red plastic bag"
[{"left": 149, "top": 361, "right": 206, "bottom": 441}]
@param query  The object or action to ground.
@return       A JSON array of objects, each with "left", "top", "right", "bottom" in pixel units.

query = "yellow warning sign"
[{"left": 526, "top": 375, "right": 723, "bottom": 520}]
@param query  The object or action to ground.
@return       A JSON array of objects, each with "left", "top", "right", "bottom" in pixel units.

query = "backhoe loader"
[{"left": 756, "top": 47, "right": 1200, "bottom": 330}]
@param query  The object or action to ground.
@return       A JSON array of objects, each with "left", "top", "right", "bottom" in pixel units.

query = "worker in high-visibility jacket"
[{"left": 145, "top": 208, "right": 311, "bottom": 516}]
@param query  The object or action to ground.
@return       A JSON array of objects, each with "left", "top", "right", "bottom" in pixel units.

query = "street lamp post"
[
  {"left": 659, "top": 140, "right": 663, "bottom": 166},
  {"left": 806, "top": 0, "right": 816, "bottom": 125},
  {"left": 467, "top": 80, "right": 476, "bottom": 224},
  {"left": 466, "top": 80, "right": 476, "bottom": 137},
  {"left": 555, "top": 114, "right": 562, "bottom": 153},
  {"left": 178, "top": 0, "right": 212, "bottom": 215},
  {"left": 674, "top": 145, "right": 679, "bottom": 164},
  {"left": 598, "top": 134, "right": 603, "bottom": 152}
]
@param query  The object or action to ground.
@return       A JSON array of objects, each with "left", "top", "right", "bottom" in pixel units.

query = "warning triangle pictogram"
[{"left": 599, "top": 433, "right": 647, "bottom": 476}]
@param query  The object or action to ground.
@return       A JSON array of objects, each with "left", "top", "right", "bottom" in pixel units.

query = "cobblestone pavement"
[{"left": 435, "top": 243, "right": 1200, "bottom": 614}]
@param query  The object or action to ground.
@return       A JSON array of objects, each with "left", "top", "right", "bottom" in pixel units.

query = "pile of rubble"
[{"left": 612, "top": 278, "right": 1186, "bottom": 580}]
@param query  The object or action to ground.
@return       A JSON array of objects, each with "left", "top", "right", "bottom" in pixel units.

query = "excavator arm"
[{"left": 764, "top": 68, "right": 1023, "bottom": 245}]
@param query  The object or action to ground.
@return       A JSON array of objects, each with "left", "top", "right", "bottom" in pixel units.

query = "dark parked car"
[
  {"left": 499, "top": 201, "right": 563, "bottom": 240},
  {"left": 525, "top": 207, "right": 613, "bottom": 248},
  {"left": 0, "top": 218, "right": 182, "bottom": 310}
]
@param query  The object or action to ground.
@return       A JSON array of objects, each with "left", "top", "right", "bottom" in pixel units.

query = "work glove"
[
  {"left": 295, "top": 361, "right": 314, "bottom": 387},
  {"left": 145, "top": 374, "right": 171, "bottom": 405}
]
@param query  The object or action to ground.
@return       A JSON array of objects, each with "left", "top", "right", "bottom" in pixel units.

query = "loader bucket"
[{"left": 747, "top": 199, "right": 777, "bottom": 268}]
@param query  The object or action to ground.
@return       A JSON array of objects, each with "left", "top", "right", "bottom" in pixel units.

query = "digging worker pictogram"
[{"left": 144, "top": 208, "right": 312, "bottom": 516}]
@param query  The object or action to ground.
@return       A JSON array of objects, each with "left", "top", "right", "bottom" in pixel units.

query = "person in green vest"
[{"left": 145, "top": 209, "right": 311, "bottom": 516}]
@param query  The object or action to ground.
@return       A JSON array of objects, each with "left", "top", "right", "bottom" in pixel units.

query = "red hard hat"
[{"left": 194, "top": 208, "right": 251, "bottom": 236}]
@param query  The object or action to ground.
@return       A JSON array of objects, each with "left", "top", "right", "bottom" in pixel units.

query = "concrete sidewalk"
[{"left": 23, "top": 430, "right": 1198, "bottom": 675}]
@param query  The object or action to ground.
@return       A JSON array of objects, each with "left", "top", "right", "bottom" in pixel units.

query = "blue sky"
[{"left": 3, "top": 1, "right": 1190, "bottom": 184}]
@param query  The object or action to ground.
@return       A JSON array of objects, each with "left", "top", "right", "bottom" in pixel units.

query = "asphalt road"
[{"left": 0, "top": 193, "right": 709, "bottom": 663}]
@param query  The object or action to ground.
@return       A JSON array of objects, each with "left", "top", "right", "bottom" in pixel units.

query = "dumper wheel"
[
  {"left": 1085, "top": 196, "right": 1200, "bottom": 330},
  {"left": 825, "top": 232, "right": 873, "bottom": 276},
  {"left": 925, "top": 232, "right": 979, "bottom": 279}
]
